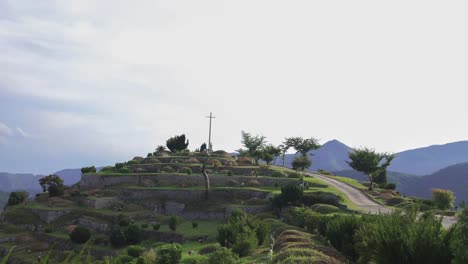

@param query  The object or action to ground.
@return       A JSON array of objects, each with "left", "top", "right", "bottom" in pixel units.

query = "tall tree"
[
  {"left": 237, "top": 131, "right": 267, "bottom": 162},
  {"left": 166, "top": 134, "right": 189, "bottom": 153},
  {"left": 347, "top": 148, "right": 395, "bottom": 191},
  {"left": 38, "top": 175, "right": 64, "bottom": 197},
  {"left": 284, "top": 137, "right": 321, "bottom": 172},
  {"left": 261, "top": 144, "right": 282, "bottom": 165}
]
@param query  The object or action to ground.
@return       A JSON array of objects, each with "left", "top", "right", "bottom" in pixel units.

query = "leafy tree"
[
  {"left": 70, "top": 226, "right": 91, "bottom": 244},
  {"left": 280, "top": 184, "right": 303, "bottom": 205},
  {"left": 38, "top": 175, "right": 64, "bottom": 197},
  {"left": 199, "top": 143, "right": 207, "bottom": 152},
  {"left": 279, "top": 144, "right": 289, "bottom": 167},
  {"left": 169, "top": 215, "right": 181, "bottom": 231},
  {"left": 127, "top": 245, "right": 145, "bottom": 258},
  {"left": 432, "top": 189, "right": 455, "bottom": 210},
  {"left": 155, "top": 145, "right": 167, "bottom": 154},
  {"left": 291, "top": 155, "right": 312, "bottom": 171},
  {"left": 284, "top": 137, "right": 321, "bottom": 156},
  {"left": 261, "top": 144, "right": 282, "bottom": 165},
  {"left": 347, "top": 148, "right": 395, "bottom": 190},
  {"left": 206, "top": 247, "right": 240, "bottom": 264},
  {"left": 80, "top": 166, "right": 96, "bottom": 174},
  {"left": 125, "top": 224, "right": 142, "bottom": 244},
  {"left": 110, "top": 225, "right": 127, "bottom": 247},
  {"left": 6, "top": 191, "right": 28, "bottom": 208},
  {"left": 166, "top": 134, "right": 189, "bottom": 153},
  {"left": 236, "top": 131, "right": 266, "bottom": 162},
  {"left": 155, "top": 243, "right": 182, "bottom": 264}
]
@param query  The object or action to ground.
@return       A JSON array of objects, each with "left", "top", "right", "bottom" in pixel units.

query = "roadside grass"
[{"left": 329, "top": 175, "right": 366, "bottom": 189}]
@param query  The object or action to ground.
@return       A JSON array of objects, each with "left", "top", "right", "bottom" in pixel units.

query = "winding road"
[{"left": 306, "top": 172, "right": 457, "bottom": 228}]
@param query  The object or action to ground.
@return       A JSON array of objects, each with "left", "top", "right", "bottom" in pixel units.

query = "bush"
[
  {"left": 199, "top": 245, "right": 219, "bottom": 255},
  {"left": 44, "top": 228, "right": 53, "bottom": 233},
  {"left": 127, "top": 245, "right": 145, "bottom": 258},
  {"left": 383, "top": 183, "right": 397, "bottom": 190},
  {"left": 126, "top": 160, "right": 138, "bottom": 166},
  {"left": 100, "top": 166, "right": 114, "bottom": 173},
  {"left": 317, "top": 169, "right": 333, "bottom": 175},
  {"left": 310, "top": 204, "right": 340, "bottom": 214},
  {"left": 280, "top": 185, "right": 303, "bottom": 205},
  {"left": 119, "top": 255, "right": 134, "bottom": 264},
  {"left": 110, "top": 226, "right": 127, "bottom": 247},
  {"left": 169, "top": 215, "right": 181, "bottom": 231},
  {"left": 325, "top": 215, "right": 366, "bottom": 261},
  {"left": 136, "top": 256, "right": 145, "bottom": 264},
  {"left": 291, "top": 156, "right": 312, "bottom": 171},
  {"left": 179, "top": 167, "right": 192, "bottom": 175},
  {"left": 206, "top": 247, "right": 239, "bottom": 264},
  {"left": 286, "top": 207, "right": 323, "bottom": 231},
  {"left": 192, "top": 222, "right": 198, "bottom": 228},
  {"left": 432, "top": 189, "right": 455, "bottom": 210},
  {"left": 141, "top": 223, "right": 148, "bottom": 229},
  {"left": 6, "top": 191, "right": 28, "bottom": 207},
  {"left": 69, "top": 226, "right": 91, "bottom": 244},
  {"left": 181, "top": 255, "right": 208, "bottom": 264},
  {"left": 155, "top": 243, "right": 182, "bottom": 264},
  {"left": 38, "top": 175, "right": 64, "bottom": 197},
  {"left": 287, "top": 172, "right": 302, "bottom": 179},
  {"left": 451, "top": 209, "right": 468, "bottom": 264},
  {"left": 152, "top": 223, "right": 161, "bottom": 231},
  {"left": 119, "top": 167, "right": 131, "bottom": 173},
  {"left": 271, "top": 171, "right": 285, "bottom": 178},
  {"left": 386, "top": 197, "right": 405, "bottom": 206},
  {"left": 161, "top": 166, "right": 176, "bottom": 173},
  {"left": 166, "top": 134, "right": 189, "bottom": 153},
  {"left": 125, "top": 224, "right": 142, "bottom": 244},
  {"left": 81, "top": 166, "right": 96, "bottom": 174}
]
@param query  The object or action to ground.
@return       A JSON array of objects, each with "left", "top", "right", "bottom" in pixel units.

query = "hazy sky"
[{"left": 1, "top": 1, "right": 467, "bottom": 174}]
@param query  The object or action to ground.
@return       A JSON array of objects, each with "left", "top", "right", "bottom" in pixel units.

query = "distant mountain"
[
  {"left": 0, "top": 168, "right": 84, "bottom": 194},
  {"left": 401, "top": 162, "right": 468, "bottom": 204},
  {"left": 389, "top": 141, "right": 468, "bottom": 175},
  {"left": 274, "top": 139, "right": 352, "bottom": 172}
]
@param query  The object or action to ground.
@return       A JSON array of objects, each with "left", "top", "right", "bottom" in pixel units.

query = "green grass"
[
  {"left": 157, "top": 220, "right": 222, "bottom": 241},
  {"left": 329, "top": 175, "right": 366, "bottom": 189}
]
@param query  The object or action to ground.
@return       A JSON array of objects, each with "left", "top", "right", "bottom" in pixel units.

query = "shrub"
[
  {"left": 179, "top": 167, "right": 192, "bottom": 175},
  {"left": 38, "top": 175, "right": 64, "bottom": 197},
  {"left": 325, "top": 215, "right": 365, "bottom": 261},
  {"left": 44, "top": 228, "right": 53, "bottom": 233},
  {"left": 166, "top": 134, "right": 189, "bottom": 153},
  {"left": 100, "top": 166, "right": 114, "bottom": 173},
  {"left": 287, "top": 172, "right": 302, "bottom": 179},
  {"left": 211, "top": 160, "right": 222, "bottom": 168},
  {"left": 81, "top": 166, "right": 96, "bottom": 174},
  {"left": 291, "top": 156, "right": 312, "bottom": 171},
  {"left": 383, "top": 183, "right": 397, "bottom": 190},
  {"left": 119, "top": 255, "right": 134, "bottom": 264},
  {"left": 280, "top": 185, "right": 303, "bottom": 205},
  {"left": 136, "top": 256, "right": 145, "bottom": 264},
  {"left": 286, "top": 207, "right": 323, "bottom": 231},
  {"left": 192, "top": 222, "right": 198, "bottom": 228},
  {"left": 227, "top": 170, "right": 233, "bottom": 176},
  {"left": 6, "top": 191, "right": 28, "bottom": 207},
  {"left": 169, "top": 215, "right": 181, "bottom": 231},
  {"left": 161, "top": 166, "right": 176, "bottom": 173},
  {"left": 208, "top": 247, "right": 240, "bottom": 264},
  {"left": 386, "top": 197, "right": 405, "bottom": 206},
  {"left": 141, "top": 223, "right": 148, "bottom": 229},
  {"left": 271, "top": 171, "right": 285, "bottom": 178},
  {"left": 199, "top": 245, "right": 219, "bottom": 255},
  {"left": 110, "top": 225, "right": 127, "bottom": 247},
  {"left": 432, "top": 189, "right": 455, "bottom": 210},
  {"left": 246, "top": 180, "right": 261, "bottom": 187},
  {"left": 317, "top": 169, "right": 333, "bottom": 175},
  {"left": 126, "top": 160, "right": 138, "bottom": 166},
  {"left": 152, "top": 223, "right": 161, "bottom": 231},
  {"left": 69, "top": 226, "right": 91, "bottom": 244},
  {"left": 119, "top": 167, "right": 131, "bottom": 173},
  {"left": 125, "top": 224, "right": 142, "bottom": 244},
  {"left": 451, "top": 208, "right": 468, "bottom": 264},
  {"left": 155, "top": 243, "right": 182, "bottom": 264},
  {"left": 310, "top": 204, "right": 340, "bottom": 214},
  {"left": 127, "top": 245, "right": 145, "bottom": 258}
]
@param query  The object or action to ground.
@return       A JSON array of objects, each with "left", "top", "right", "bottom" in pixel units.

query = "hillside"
[
  {"left": 402, "top": 162, "right": 468, "bottom": 204},
  {"left": 0, "top": 172, "right": 42, "bottom": 193},
  {"left": 389, "top": 141, "right": 468, "bottom": 175}
]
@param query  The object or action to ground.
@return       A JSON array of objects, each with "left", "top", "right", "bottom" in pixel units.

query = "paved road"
[
  {"left": 307, "top": 173, "right": 391, "bottom": 214},
  {"left": 307, "top": 173, "right": 458, "bottom": 227}
]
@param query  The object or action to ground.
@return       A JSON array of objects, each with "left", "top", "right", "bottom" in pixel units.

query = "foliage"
[
  {"left": 110, "top": 225, "right": 127, "bottom": 247},
  {"left": 383, "top": 182, "right": 397, "bottom": 190},
  {"left": 81, "top": 166, "right": 97, "bottom": 174},
  {"left": 199, "top": 143, "right": 207, "bottom": 152},
  {"left": 451, "top": 209, "right": 468, "bottom": 264},
  {"left": 291, "top": 155, "right": 312, "bottom": 171},
  {"left": 127, "top": 245, "right": 145, "bottom": 258},
  {"left": 236, "top": 131, "right": 266, "bottom": 162},
  {"left": 284, "top": 137, "right": 321, "bottom": 156},
  {"left": 310, "top": 203, "right": 341, "bottom": 214},
  {"left": 217, "top": 209, "right": 268, "bottom": 257},
  {"left": 6, "top": 191, "right": 28, "bottom": 207},
  {"left": 287, "top": 171, "right": 302, "bottom": 178},
  {"left": 152, "top": 223, "right": 161, "bottom": 231},
  {"left": 125, "top": 224, "right": 142, "bottom": 244},
  {"left": 155, "top": 145, "right": 167, "bottom": 154},
  {"left": 347, "top": 148, "right": 395, "bottom": 190},
  {"left": 192, "top": 221, "right": 198, "bottom": 228},
  {"left": 355, "top": 210, "right": 454, "bottom": 264},
  {"left": 0, "top": 246, "right": 15, "bottom": 264},
  {"left": 169, "top": 215, "right": 181, "bottom": 231},
  {"left": 38, "top": 174, "right": 64, "bottom": 197},
  {"left": 70, "top": 226, "right": 91, "bottom": 244},
  {"left": 166, "top": 134, "right": 189, "bottom": 152},
  {"left": 432, "top": 188, "right": 455, "bottom": 210},
  {"left": 155, "top": 243, "right": 182, "bottom": 264},
  {"left": 205, "top": 247, "right": 239, "bottom": 264},
  {"left": 271, "top": 171, "right": 285, "bottom": 177},
  {"left": 279, "top": 184, "right": 304, "bottom": 206},
  {"left": 179, "top": 167, "right": 192, "bottom": 175},
  {"left": 261, "top": 144, "right": 282, "bottom": 165},
  {"left": 161, "top": 166, "right": 175, "bottom": 173},
  {"left": 286, "top": 207, "right": 323, "bottom": 231}
]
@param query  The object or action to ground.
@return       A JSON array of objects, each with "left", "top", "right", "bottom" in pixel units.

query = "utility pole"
[{"left": 205, "top": 112, "right": 216, "bottom": 152}]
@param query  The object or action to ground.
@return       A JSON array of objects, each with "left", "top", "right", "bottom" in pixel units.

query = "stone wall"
[
  {"left": 77, "top": 217, "right": 109, "bottom": 232},
  {"left": 78, "top": 197, "right": 118, "bottom": 209},
  {"left": 80, "top": 173, "right": 303, "bottom": 190},
  {"left": 31, "top": 209, "right": 70, "bottom": 224}
]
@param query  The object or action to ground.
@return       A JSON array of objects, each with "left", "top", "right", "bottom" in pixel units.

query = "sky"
[{"left": 1, "top": 1, "right": 468, "bottom": 174}]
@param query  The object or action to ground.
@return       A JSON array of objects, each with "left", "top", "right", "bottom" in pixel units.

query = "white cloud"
[
  {"left": 0, "top": 122, "right": 13, "bottom": 136},
  {"left": 16, "top": 127, "right": 30, "bottom": 138},
  {"left": 1, "top": 0, "right": 468, "bottom": 173}
]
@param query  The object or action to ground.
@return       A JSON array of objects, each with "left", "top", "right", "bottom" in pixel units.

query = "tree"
[
  {"left": 284, "top": 137, "right": 321, "bottom": 156},
  {"left": 261, "top": 144, "right": 282, "bottom": 165},
  {"left": 69, "top": 226, "right": 91, "bottom": 244},
  {"left": 451, "top": 209, "right": 468, "bottom": 264},
  {"left": 155, "top": 145, "right": 167, "bottom": 155},
  {"left": 292, "top": 155, "right": 312, "bottom": 171},
  {"left": 169, "top": 215, "right": 181, "bottom": 231},
  {"left": 346, "top": 148, "right": 395, "bottom": 191},
  {"left": 166, "top": 134, "right": 189, "bottom": 152},
  {"left": 199, "top": 143, "right": 207, "bottom": 152},
  {"left": 38, "top": 175, "right": 64, "bottom": 197},
  {"left": 155, "top": 243, "right": 182, "bottom": 264},
  {"left": 432, "top": 189, "right": 455, "bottom": 210},
  {"left": 6, "top": 191, "right": 28, "bottom": 208},
  {"left": 125, "top": 224, "right": 142, "bottom": 244},
  {"left": 110, "top": 225, "right": 127, "bottom": 247},
  {"left": 237, "top": 131, "right": 266, "bottom": 162},
  {"left": 279, "top": 144, "right": 289, "bottom": 167},
  {"left": 80, "top": 166, "right": 96, "bottom": 174}
]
